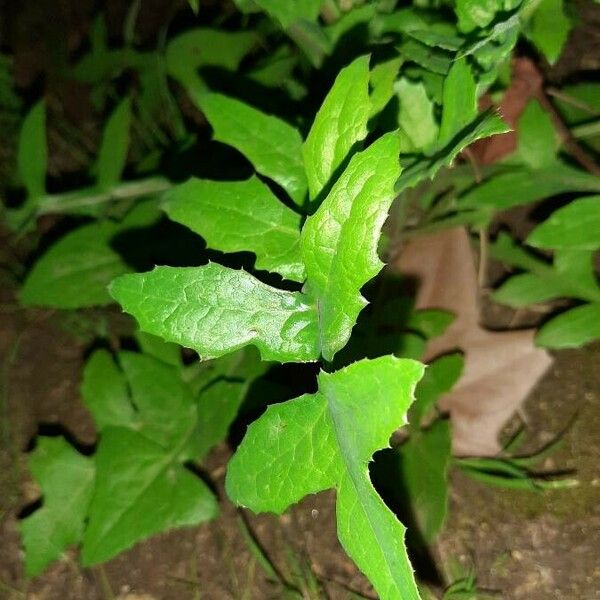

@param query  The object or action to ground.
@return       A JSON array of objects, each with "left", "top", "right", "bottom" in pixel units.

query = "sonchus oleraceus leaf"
[
  {"left": 20, "top": 437, "right": 95, "bottom": 576},
  {"left": 165, "top": 176, "right": 305, "bottom": 282},
  {"left": 302, "top": 132, "right": 401, "bottom": 361},
  {"left": 226, "top": 356, "right": 425, "bottom": 600},
  {"left": 80, "top": 351, "right": 218, "bottom": 565}
]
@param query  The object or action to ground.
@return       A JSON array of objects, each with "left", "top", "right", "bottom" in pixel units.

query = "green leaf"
[
  {"left": 194, "top": 347, "right": 268, "bottom": 459},
  {"left": 438, "top": 59, "right": 476, "bottom": 147},
  {"left": 398, "top": 39, "right": 452, "bottom": 75},
  {"left": 110, "top": 263, "right": 320, "bottom": 363},
  {"left": 81, "top": 427, "right": 217, "bottom": 565},
  {"left": 526, "top": 196, "right": 600, "bottom": 251},
  {"left": 410, "top": 354, "right": 464, "bottom": 428},
  {"left": 406, "top": 309, "right": 455, "bottom": 340},
  {"left": 369, "top": 58, "right": 403, "bottom": 118},
  {"left": 517, "top": 100, "right": 558, "bottom": 169},
  {"left": 458, "top": 163, "right": 600, "bottom": 211},
  {"left": 166, "top": 29, "right": 258, "bottom": 102},
  {"left": 134, "top": 331, "right": 183, "bottom": 367},
  {"left": 493, "top": 273, "right": 565, "bottom": 306},
  {"left": 165, "top": 176, "right": 304, "bottom": 281},
  {"left": 455, "top": 0, "right": 502, "bottom": 32},
  {"left": 536, "top": 303, "right": 600, "bottom": 349},
  {"left": 226, "top": 356, "right": 425, "bottom": 600},
  {"left": 18, "top": 101, "right": 47, "bottom": 199},
  {"left": 21, "top": 222, "right": 131, "bottom": 309},
  {"left": 82, "top": 350, "right": 136, "bottom": 431},
  {"left": 95, "top": 97, "right": 132, "bottom": 191},
  {"left": 253, "top": 0, "right": 322, "bottom": 28},
  {"left": 303, "top": 56, "right": 370, "bottom": 200},
  {"left": 301, "top": 132, "right": 401, "bottom": 361},
  {"left": 21, "top": 437, "right": 95, "bottom": 576},
  {"left": 81, "top": 353, "right": 218, "bottom": 565},
  {"left": 397, "top": 110, "right": 509, "bottom": 190},
  {"left": 397, "top": 419, "right": 452, "bottom": 541},
  {"left": 527, "top": 0, "right": 571, "bottom": 65},
  {"left": 200, "top": 93, "right": 307, "bottom": 206},
  {"left": 395, "top": 79, "right": 438, "bottom": 153}
]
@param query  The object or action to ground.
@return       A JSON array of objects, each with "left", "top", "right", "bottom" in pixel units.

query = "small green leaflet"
[
  {"left": 536, "top": 303, "right": 600, "bottom": 349},
  {"left": 21, "top": 222, "right": 131, "bottom": 309},
  {"left": 302, "top": 132, "right": 401, "bottom": 361},
  {"left": 458, "top": 163, "right": 600, "bottom": 211},
  {"left": 18, "top": 100, "right": 47, "bottom": 199},
  {"left": 396, "top": 419, "right": 452, "bottom": 542},
  {"left": 226, "top": 356, "right": 425, "bottom": 600},
  {"left": 369, "top": 58, "right": 403, "bottom": 118},
  {"left": 94, "top": 97, "right": 132, "bottom": 191},
  {"left": 397, "top": 110, "right": 510, "bottom": 190},
  {"left": 110, "top": 263, "right": 320, "bottom": 362},
  {"left": 200, "top": 93, "right": 307, "bottom": 206},
  {"left": 303, "top": 56, "right": 370, "bottom": 200},
  {"left": 80, "top": 351, "right": 218, "bottom": 565},
  {"left": 165, "top": 176, "right": 305, "bottom": 282},
  {"left": 20, "top": 437, "right": 95, "bottom": 576},
  {"left": 527, "top": 0, "right": 571, "bottom": 65},
  {"left": 438, "top": 59, "right": 477, "bottom": 147},
  {"left": 527, "top": 196, "right": 600, "bottom": 251},
  {"left": 395, "top": 79, "right": 438, "bottom": 153},
  {"left": 516, "top": 100, "right": 558, "bottom": 169},
  {"left": 490, "top": 233, "right": 600, "bottom": 306}
]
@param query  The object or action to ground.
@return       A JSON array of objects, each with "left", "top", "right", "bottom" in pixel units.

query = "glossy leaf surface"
[{"left": 227, "top": 356, "right": 425, "bottom": 600}]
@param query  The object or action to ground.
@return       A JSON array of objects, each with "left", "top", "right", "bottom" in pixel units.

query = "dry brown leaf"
[{"left": 395, "top": 228, "right": 553, "bottom": 456}]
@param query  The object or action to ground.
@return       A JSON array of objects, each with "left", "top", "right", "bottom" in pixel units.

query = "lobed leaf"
[
  {"left": 166, "top": 176, "right": 304, "bottom": 281},
  {"left": 110, "top": 263, "right": 320, "bottom": 362},
  {"left": 226, "top": 356, "right": 425, "bottom": 600},
  {"left": 21, "top": 438, "right": 95, "bottom": 576},
  {"left": 200, "top": 93, "right": 307, "bottom": 206},
  {"left": 301, "top": 132, "right": 401, "bottom": 361}
]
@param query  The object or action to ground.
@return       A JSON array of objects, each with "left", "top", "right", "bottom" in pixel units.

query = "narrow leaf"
[
  {"left": 226, "top": 356, "right": 425, "bottom": 600},
  {"left": 527, "top": 196, "right": 600, "bottom": 251},
  {"left": 536, "top": 303, "right": 600, "bottom": 349},
  {"left": 200, "top": 93, "right": 307, "bottom": 206},
  {"left": 95, "top": 97, "right": 132, "bottom": 191},
  {"left": 166, "top": 177, "right": 305, "bottom": 281},
  {"left": 301, "top": 132, "right": 401, "bottom": 361},
  {"left": 109, "top": 263, "right": 320, "bottom": 362},
  {"left": 18, "top": 101, "right": 47, "bottom": 199},
  {"left": 438, "top": 59, "right": 476, "bottom": 146},
  {"left": 303, "top": 56, "right": 370, "bottom": 200}
]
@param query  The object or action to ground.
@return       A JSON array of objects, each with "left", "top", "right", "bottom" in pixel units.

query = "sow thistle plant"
[{"left": 18, "top": 55, "right": 508, "bottom": 598}]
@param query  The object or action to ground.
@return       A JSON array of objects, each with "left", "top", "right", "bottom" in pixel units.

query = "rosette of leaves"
[
  {"left": 107, "top": 55, "right": 511, "bottom": 599},
  {"left": 21, "top": 342, "right": 266, "bottom": 575}
]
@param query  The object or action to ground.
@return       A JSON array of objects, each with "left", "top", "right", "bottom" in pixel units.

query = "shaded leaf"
[
  {"left": 527, "top": 0, "right": 571, "bottom": 65},
  {"left": 253, "top": 0, "right": 322, "bottom": 28},
  {"left": 200, "top": 93, "right": 307, "bottom": 206},
  {"left": 536, "top": 303, "right": 600, "bottom": 349},
  {"left": 18, "top": 100, "right": 46, "bottom": 199},
  {"left": 527, "top": 196, "right": 600, "bottom": 251},
  {"left": 21, "top": 438, "right": 95, "bottom": 576},
  {"left": 21, "top": 222, "right": 130, "bottom": 309},
  {"left": 226, "top": 356, "right": 425, "bottom": 600},
  {"left": 95, "top": 97, "right": 132, "bottom": 191},
  {"left": 165, "top": 176, "right": 304, "bottom": 281},
  {"left": 516, "top": 100, "right": 558, "bottom": 169}
]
